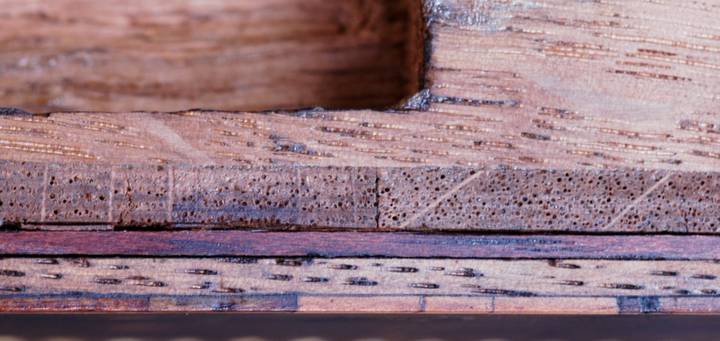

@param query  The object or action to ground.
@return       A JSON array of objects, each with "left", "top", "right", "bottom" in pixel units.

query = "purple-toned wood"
[{"left": 2, "top": 230, "right": 719, "bottom": 260}]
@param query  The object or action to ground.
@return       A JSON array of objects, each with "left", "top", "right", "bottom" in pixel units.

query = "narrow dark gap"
[{"left": 0, "top": 0, "right": 424, "bottom": 113}]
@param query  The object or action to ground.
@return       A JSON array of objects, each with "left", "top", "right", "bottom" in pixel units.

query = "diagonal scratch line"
[
  {"left": 143, "top": 115, "right": 213, "bottom": 164},
  {"left": 398, "top": 170, "right": 484, "bottom": 229},
  {"left": 601, "top": 171, "right": 673, "bottom": 231}
]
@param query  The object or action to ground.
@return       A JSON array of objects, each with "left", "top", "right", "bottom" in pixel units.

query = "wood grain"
[
  {"left": 4, "top": 231, "right": 720, "bottom": 260},
  {"left": 2, "top": 257, "right": 720, "bottom": 313},
  {"left": 3, "top": 0, "right": 720, "bottom": 314},
  {"left": 3, "top": 257, "right": 720, "bottom": 297},
  {"left": 0, "top": 0, "right": 420, "bottom": 112}
]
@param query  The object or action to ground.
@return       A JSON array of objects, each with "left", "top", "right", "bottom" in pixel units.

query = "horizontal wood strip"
[
  {"left": 3, "top": 258, "right": 720, "bottom": 298},
  {"left": 1, "top": 108, "right": 718, "bottom": 171},
  {"left": 4, "top": 293, "right": 720, "bottom": 314},
  {"left": 2, "top": 161, "right": 719, "bottom": 232},
  {"left": 3, "top": 257, "right": 720, "bottom": 313},
  {"left": 3, "top": 231, "right": 720, "bottom": 260}
]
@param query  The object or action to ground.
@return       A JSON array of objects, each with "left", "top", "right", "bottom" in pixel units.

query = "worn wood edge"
[{"left": 2, "top": 231, "right": 720, "bottom": 260}]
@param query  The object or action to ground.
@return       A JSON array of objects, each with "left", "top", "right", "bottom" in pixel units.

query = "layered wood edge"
[{"left": 3, "top": 0, "right": 720, "bottom": 314}]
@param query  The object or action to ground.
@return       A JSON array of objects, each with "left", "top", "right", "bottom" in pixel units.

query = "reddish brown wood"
[{"left": 2, "top": 231, "right": 720, "bottom": 260}]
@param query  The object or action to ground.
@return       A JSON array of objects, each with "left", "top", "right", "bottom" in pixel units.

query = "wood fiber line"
[
  {"left": 3, "top": 258, "right": 720, "bottom": 310},
  {"left": 5, "top": 231, "right": 720, "bottom": 260},
  {"left": 0, "top": 0, "right": 420, "bottom": 112}
]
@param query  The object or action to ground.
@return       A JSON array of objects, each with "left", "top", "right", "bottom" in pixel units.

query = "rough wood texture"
[
  {"left": 1, "top": 160, "right": 718, "bottom": 232},
  {"left": 4, "top": 231, "right": 720, "bottom": 260},
  {"left": 0, "top": 0, "right": 420, "bottom": 112}
]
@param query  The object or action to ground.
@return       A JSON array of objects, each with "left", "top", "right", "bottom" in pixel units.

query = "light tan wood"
[
  {"left": 493, "top": 297, "right": 618, "bottom": 315},
  {"left": 423, "top": 296, "right": 493, "bottom": 313},
  {"left": 0, "top": 0, "right": 419, "bottom": 112},
  {"left": 3, "top": 257, "right": 720, "bottom": 297},
  {"left": 0, "top": 108, "right": 718, "bottom": 171}
]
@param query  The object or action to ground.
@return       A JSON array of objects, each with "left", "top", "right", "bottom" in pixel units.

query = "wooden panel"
[
  {"left": 4, "top": 231, "right": 720, "bottom": 260},
  {"left": 0, "top": 295, "right": 150, "bottom": 312},
  {"left": 2, "top": 0, "right": 720, "bottom": 315},
  {"left": 0, "top": 0, "right": 420, "bottom": 112},
  {"left": 0, "top": 0, "right": 717, "bottom": 172}
]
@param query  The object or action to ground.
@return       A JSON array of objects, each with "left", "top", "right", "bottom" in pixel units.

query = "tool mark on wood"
[
  {"left": 601, "top": 172, "right": 673, "bottom": 231},
  {"left": 143, "top": 116, "right": 213, "bottom": 164},
  {"left": 398, "top": 169, "right": 483, "bottom": 229}
]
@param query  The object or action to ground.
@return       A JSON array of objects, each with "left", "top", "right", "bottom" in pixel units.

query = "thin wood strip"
[
  {"left": 3, "top": 258, "right": 720, "bottom": 298},
  {"left": 4, "top": 293, "right": 720, "bottom": 314},
  {"left": 3, "top": 231, "right": 720, "bottom": 260},
  {"left": 3, "top": 257, "right": 720, "bottom": 313},
  {"left": 2, "top": 161, "right": 719, "bottom": 232}
]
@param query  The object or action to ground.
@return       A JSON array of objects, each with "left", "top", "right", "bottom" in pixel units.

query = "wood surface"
[
  {"left": 0, "top": 0, "right": 420, "bottom": 112},
  {"left": 1, "top": 0, "right": 720, "bottom": 314}
]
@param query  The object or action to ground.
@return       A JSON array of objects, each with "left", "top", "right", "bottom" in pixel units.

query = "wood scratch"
[
  {"left": 40, "top": 164, "right": 48, "bottom": 223},
  {"left": 167, "top": 166, "right": 174, "bottom": 223},
  {"left": 398, "top": 170, "right": 484, "bottom": 229},
  {"left": 143, "top": 115, "right": 213, "bottom": 164},
  {"left": 600, "top": 172, "right": 673, "bottom": 231}
]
